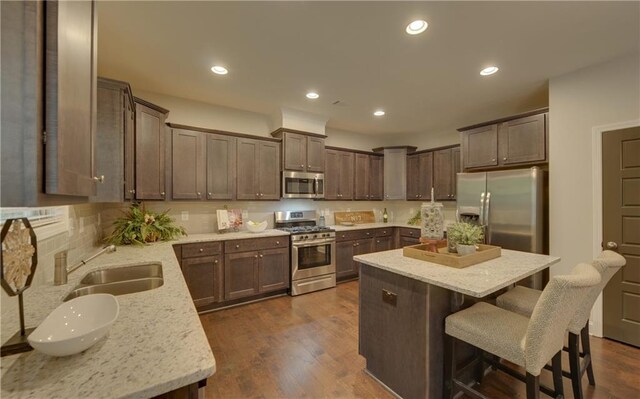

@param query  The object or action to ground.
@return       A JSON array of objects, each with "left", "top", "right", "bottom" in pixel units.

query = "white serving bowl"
[
  {"left": 246, "top": 220, "right": 267, "bottom": 233},
  {"left": 28, "top": 293, "right": 119, "bottom": 356}
]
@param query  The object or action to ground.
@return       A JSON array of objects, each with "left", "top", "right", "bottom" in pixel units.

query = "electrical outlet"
[{"left": 181, "top": 211, "right": 189, "bottom": 221}]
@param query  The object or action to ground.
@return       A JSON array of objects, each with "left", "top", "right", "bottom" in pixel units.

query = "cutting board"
[{"left": 334, "top": 211, "right": 376, "bottom": 225}]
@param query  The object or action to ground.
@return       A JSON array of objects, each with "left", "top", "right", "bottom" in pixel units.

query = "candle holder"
[{"left": 1, "top": 218, "right": 38, "bottom": 357}]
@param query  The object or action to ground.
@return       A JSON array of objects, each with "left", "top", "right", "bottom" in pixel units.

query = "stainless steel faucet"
[{"left": 54, "top": 245, "right": 117, "bottom": 286}]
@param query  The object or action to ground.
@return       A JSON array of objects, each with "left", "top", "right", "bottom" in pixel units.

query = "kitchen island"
[
  {"left": 354, "top": 248, "right": 560, "bottom": 399},
  {"left": 0, "top": 230, "right": 286, "bottom": 399}
]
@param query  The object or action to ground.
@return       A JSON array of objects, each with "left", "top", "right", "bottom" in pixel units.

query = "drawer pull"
[
  {"left": 259, "top": 254, "right": 264, "bottom": 258},
  {"left": 254, "top": 254, "right": 258, "bottom": 258},
  {"left": 235, "top": 245, "right": 240, "bottom": 249},
  {"left": 214, "top": 260, "right": 218, "bottom": 264},
  {"left": 199, "top": 248, "right": 204, "bottom": 252},
  {"left": 276, "top": 241, "right": 280, "bottom": 245},
  {"left": 382, "top": 289, "right": 397, "bottom": 306}
]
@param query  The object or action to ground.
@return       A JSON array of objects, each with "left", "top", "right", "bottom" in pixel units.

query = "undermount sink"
[
  {"left": 80, "top": 263, "right": 163, "bottom": 285},
  {"left": 64, "top": 263, "right": 164, "bottom": 302}
]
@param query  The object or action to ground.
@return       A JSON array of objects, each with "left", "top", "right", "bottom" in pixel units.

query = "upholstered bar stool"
[
  {"left": 496, "top": 250, "right": 626, "bottom": 398},
  {"left": 444, "top": 263, "right": 601, "bottom": 399}
]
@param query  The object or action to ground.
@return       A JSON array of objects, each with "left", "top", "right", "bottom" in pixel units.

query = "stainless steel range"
[{"left": 274, "top": 210, "right": 336, "bottom": 296}]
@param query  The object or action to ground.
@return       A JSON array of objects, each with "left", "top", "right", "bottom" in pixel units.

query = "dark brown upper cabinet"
[
  {"left": 406, "top": 151, "right": 433, "bottom": 201},
  {"left": 271, "top": 129, "right": 325, "bottom": 172},
  {"left": 369, "top": 155, "right": 384, "bottom": 200},
  {"left": 459, "top": 109, "right": 548, "bottom": 171},
  {"left": 325, "top": 149, "right": 354, "bottom": 200},
  {"left": 237, "top": 138, "right": 280, "bottom": 200},
  {"left": 171, "top": 129, "right": 205, "bottom": 200},
  {"left": 205, "top": 134, "right": 237, "bottom": 200},
  {"left": 135, "top": 98, "right": 169, "bottom": 200},
  {"left": 44, "top": 0, "right": 98, "bottom": 197},
  {"left": 354, "top": 154, "right": 384, "bottom": 201},
  {"left": 91, "top": 78, "right": 135, "bottom": 203},
  {"left": 433, "top": 146, "right": 461, "bottom": 201}
]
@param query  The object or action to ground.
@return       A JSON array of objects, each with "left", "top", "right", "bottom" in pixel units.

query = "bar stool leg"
[
  {"left": 526, "top": 372, "right": 540, "bottom": 399},
  {"left": 581, "top": 323, "right": 596, "bottom": 386},
  {"left": 551, "top": 351, "right": 564, "bottom": 399},
  {"left": 443, "top": 334, "right": 455, "bottom": 399},
  {"left": 569, "top": 332, "right": 584, "bottom": 399},
  {"left": 475, "top": 348, "right": 484, "bottom": 383}
]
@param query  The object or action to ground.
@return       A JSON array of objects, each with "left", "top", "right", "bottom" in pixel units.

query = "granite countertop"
[
  {"left": 1, "top": 229, "right": 287, "bottom": 399},
  {"left": 176, "top": 229, "right": 289, "bottom": 244},
  {"left": 329, "top": 222, "right": 421, "bottom": 231},
  {"left": 354, "top": 249, "right": 560, "bottom": 298}
]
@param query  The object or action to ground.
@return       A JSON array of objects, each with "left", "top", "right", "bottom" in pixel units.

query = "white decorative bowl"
[
  {"left": 28, "top": 293, "right": 119, "bottom": 356},
  {"left": 246, "top": 220, "right": 267, "bottom": 233}
]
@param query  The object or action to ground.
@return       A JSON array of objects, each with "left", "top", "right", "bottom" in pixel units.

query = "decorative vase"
[
  {"left": 420, "top": 201, "right": 444, "bottom": 240},
  {"left": 457, "top": 244, "right": 476, "bottom": 256}
]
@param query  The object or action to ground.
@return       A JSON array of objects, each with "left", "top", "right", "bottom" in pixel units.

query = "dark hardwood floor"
[{"left": 200, "top": 281, "right": 640, "bottom": 399}]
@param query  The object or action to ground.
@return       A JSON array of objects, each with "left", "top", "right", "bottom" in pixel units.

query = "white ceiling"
[{"left": 97, "top": 1, "right": 639, "bottom": 135}]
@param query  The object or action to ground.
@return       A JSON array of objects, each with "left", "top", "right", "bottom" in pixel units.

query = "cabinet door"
[
  {"left": 306, "top": 137, "right": 326, "bottom": 172},
  {"left": 258, "top": 248, "right": 290, "bottom": 293},
  {"left": 124, "top": 92, "right": 135, "bottom": 200},
  {"left": 433, "top": 149, "right": 453, "bottom": 201},
  {"left": 181, "top": 255, "right": 222, "bottom": 308},
  {"left": 224, "top": 251, "right": 260, "bottom": 300},
  {"left": 336, "top": 240, "right": 357, "bottom": 279},
  {"left": 418, "top": 152, "right": 433, "bottom": 200},
  {"left": 44, "top": 0, "right": 97, "bottom": 197},
  {"left": 206, "top": 134, "right": 236, "bottom": 200},
  {"left": 374, "top": 236, "right": 393, "bottom": 252},
  {"left": 353, "top": 238, "right": 374, "bottom": 275},
  {"left": 369, "top": 156, "right": 384, "bottom": 200},
  {"left": 498, "top": 113, "right": 546, "bottom": 165},
  {"left": 354, "top": 154, "right": 370, "bottom": 200},
  {"left": 384, "top": 149, "right": 407, "bottom": 200},
  {"left": 406, "top": 154, "right": 420, "bottom": 200},
  {"left": 339, "top": 151, "right": 355, "bottom": 200},
  {"left": 399, "top": 236, "right": 420, "bottom": 247},
  {"left": 451, "top": 147, "right": 461, "bottom": 200},
  {"left": 258, "top": 141, "right": 280, "bottom": 200},
  {"left": 283, "top": 132, "right": 306, "bottom": 171},
  {"left": 135, "top": 103, "right": 166, "bottom": 199},
  {"left": 462, "top": 124, "right": 498, "bottom": 169},
  {"left": 171, "top": 129, "right": 204, "bottom": 200},
  {"left": 236, "top": 138, "right": 259, "bottom": 200},
  {"left": 324, "top": 150, "right": 340, "bottom": 200}
]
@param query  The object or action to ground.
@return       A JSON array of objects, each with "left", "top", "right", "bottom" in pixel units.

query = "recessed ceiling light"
[
  {"left": 373, "top": 110, "right": 385, "bottom": 116},
  {"left": 406, "top": 20, "right": 428, "bottom": 35},
  {"left": 480, "top": 66, "right": 499, "bottom": 76},
  {"left": 306, "top": 92, "right": 319, "bottom": 99},
  {"left": 210, "top": 65, "right": 228, "bottom": 75}
]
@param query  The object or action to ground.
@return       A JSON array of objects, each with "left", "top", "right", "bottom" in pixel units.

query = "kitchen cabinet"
[
  {"left": 44, "top": 0, "right": 98, "bottom": 197},
  {"left": 236, "top": 138, "right": 280, "bottom": 200},
  {"left": 354, "top": 154, "right": 384, "bottom": 200},
  {"left": 224, "top": 251, "right": 260, "bottom": 300},
  {"left": 179, "top": 242, "right": 224, "bottom": 308},
  {"left": 459, "top": 109, "right": 548, "bottom": 170},
  {"left": 171, "top": 129, "right": 205, "bottom": 200},
  {"left": 336, "top": 229, "right": 379, "bottom": 280},
  {"left": 272, "top": 129, "right": 325, "bottom": 172},
  {"left": 135, "top": 98, "right": 169, "bottom": 200},
  {"left": 257, "top": 247, "right": 290, "bottom": 293},
  {"left": 325, "top": 149, "right": 354, "bottom": 200},
  {"left": 374, "top": 236, "right": 393, "bottom": 252},
  {"left": 433, "top": 146, "right": 461, "bottom": 201},
  {"left": 375, "top": 147, "right": 416, "bottom": 200},
  {"left": 91, "top": 77, "right": 135, "bottom": 202},
  {"left": 397, "top": 227, "right": 421, "bottom": 247},
  {"left": 406, "top": 151, "right": 433, "bottom": 201},
  {"left": 205, "top": 133, "right": 237, "bottom": 200}
]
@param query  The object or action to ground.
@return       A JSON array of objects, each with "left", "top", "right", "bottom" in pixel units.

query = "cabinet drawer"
[
  {"left": 375, "top": 228, "right": 393, "bottom": 237},
  {"left": 182, "top": 241, "right": 223, "bottom": 258},
  {"left": 225, "top": 236, "right": 288, "bottom": 254},
  {"left": 336, "top": 229, "right": 375, "bottom": 242},
  {"left": 398, "top": 227, "right": 420, "bottom": 238}
]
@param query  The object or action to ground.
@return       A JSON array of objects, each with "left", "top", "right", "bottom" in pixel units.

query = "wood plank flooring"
[{"left": 200, "top": 281, "right": 640, "bottom": 399}]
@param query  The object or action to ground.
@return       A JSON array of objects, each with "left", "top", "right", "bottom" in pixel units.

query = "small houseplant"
[
  {"left": 446, "top": 222, "right": 484, "bottom": 255},
  {"left": 105, "top": 203, "right": 186, "bottom": 246}
]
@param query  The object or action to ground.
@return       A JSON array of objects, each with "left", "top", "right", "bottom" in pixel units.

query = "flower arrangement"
[
  {"left": 105, "top": 203, "right": 186, "bottom": 246},
  {"left": 447, "top": 222, "right": 484, "bottom": 254}
]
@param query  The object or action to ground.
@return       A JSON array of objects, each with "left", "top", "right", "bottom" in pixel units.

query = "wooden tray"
[
  {"left": 334, "top": 211, "right": 375, "bottom": 224},
  {"left": 403, "top": 244, "right": 501, "bottom": 268}
]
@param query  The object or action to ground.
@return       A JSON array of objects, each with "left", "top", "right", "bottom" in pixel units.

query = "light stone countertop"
[
  {"left": 354, "top": 249, "right": 560, "bottom": 298},
  {"left": 0, "top": 230, "right": 288, "bottom": 399},
  {"left": 329, "top": 222, "right": 421, "bottom": 231}
]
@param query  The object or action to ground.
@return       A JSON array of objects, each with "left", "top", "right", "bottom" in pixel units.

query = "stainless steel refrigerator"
[{"left": 456, "top": 167, "right": 546, "bottom": 288}]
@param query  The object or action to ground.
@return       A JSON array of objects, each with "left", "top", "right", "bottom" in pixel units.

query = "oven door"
[
  {"left": 282, "top": 172, "right": 324, "bottom": 199},
  {"left": 291, "top": 240, "right": 336, "bottom": 280}
]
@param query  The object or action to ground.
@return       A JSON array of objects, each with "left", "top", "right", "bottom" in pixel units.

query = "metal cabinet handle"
[
  {"left": 214, "top": 260, "right": 218, "bottom": 264},
  {"left": 409, "top": 231, "right": 413, "bottom": 236},
  {"left": 300, "top": 164, "right": 304, "bottom": 168},
  {"left": 161, "top": 191, "right": 165, "bottom": 197},
  {"left": 254, "top": 254, "right": 258, "bottom": 258},
  {"left": 256, "top": 193, "right": 260, "bottom": 197},
  {"left": 606, "top": 241, "right": 618, "bottom": 249},
  {"left": 208, "top": 192, "right": 212, "bottom": 198},
  {"left": 197, "top": 192, "right": 201, "bottom": 197},
  {"left": 235, "top": 245, "right": 240, "bottom": 249},
  {"left": 492, "top": 158, "right": 496, "bottom": 162},
  {"left": 307, "top": 165, "right": 311, "bottom": 168},
  {"left": 276, "top": 241, "right": 280, "bottom": 245},
  {"left": 503, "top": 157, "right": 507, "bottom": 161},
  {"left": 93, "top": 175, "right": 105, "bottom": 183},
  {"left": 199, "top": 248, "right": 204, "bottom": 252},
  {"left": 376, "top": 240, "right": 380, "bottom": 243},
  {"left": 366, "top": 232, "right": 370, "bottom": 235},
  {"left": 259, "top": 254, "right": 264, "bottom": 258}
]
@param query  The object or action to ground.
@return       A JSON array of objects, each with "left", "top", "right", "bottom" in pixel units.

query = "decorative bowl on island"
[
  {"left": 246, "top": 220, "right": 268, "bottom": 233},
  {"left": 28, "top": 293, "right": 119, "bottom": 356}
]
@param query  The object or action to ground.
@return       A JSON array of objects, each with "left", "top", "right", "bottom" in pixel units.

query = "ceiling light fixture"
[
  {"left": 373, "top": 110, "right": 385, "bottom": 116},
  {"left": 210, "top": 65, "right": 228, "bottom": 75},
  {"left": 480, "top": 66, "right": 499, "bottom": 76},
  {"left": 306, "top": 92, "right": 319, "bottom": 99},
  {"left": 406, "top": 20, "right": 428, "bottom": 35}
]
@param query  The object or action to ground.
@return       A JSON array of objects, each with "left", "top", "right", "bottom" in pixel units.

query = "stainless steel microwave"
[{"left": 282, "top": 171, "right": 324, "bottom": 199}]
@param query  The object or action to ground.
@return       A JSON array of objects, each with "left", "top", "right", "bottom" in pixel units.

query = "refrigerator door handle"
[
  {"left": 479, "top": 192, "right": 486, "bottom": 225},
  {"left": 485, "top": 192, "right": 492, "bottom": 243}
]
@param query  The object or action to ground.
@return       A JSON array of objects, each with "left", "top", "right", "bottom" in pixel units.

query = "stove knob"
[
  {"left": 313, "top": 234, "right": 318, "bottom": 239},
  {"left": 303, "top": 235, "right": 308, "bottom": 240}
]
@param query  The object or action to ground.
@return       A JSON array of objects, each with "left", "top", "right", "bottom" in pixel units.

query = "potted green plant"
[
  {"left": 446, "top": 222, "right": 484, "bottom": 255},
  {"left": 105, "top": 203, "right": 186, "bottom": 246}
]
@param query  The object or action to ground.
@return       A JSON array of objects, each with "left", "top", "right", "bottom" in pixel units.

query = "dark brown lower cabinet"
[
  {"left": 181, "top": 255, "right": 222, "bottom": 308},
  {"left": 374, "top": 236, "right": 393, "bottom": 252},
  {"left": 397, "top": 227, "right": 421, "bottom": 248},
  {"left": 336, "top": 237, "right": 374, "bottom": 281},
  {"left": 224, "top": 247, "right": 289, "bottom": 300},
  {"left": 258, "top": 247, "right": 290, "bottom": 293}
]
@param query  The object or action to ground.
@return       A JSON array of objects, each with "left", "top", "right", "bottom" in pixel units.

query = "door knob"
[{"left": 606, "top": 241, "right": 618, "bottom": 250}]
